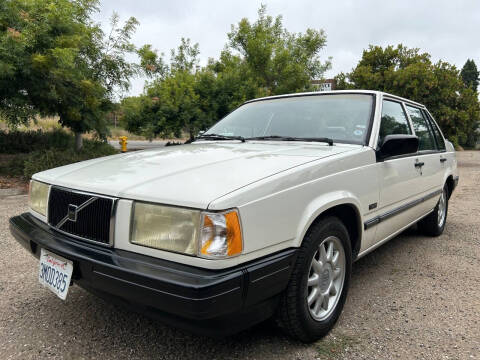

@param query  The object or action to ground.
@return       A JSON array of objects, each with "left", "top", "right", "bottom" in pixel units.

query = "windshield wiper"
[
  {"left": 247, "top": 135, "right": 333, "bottom": 146},
  {"left": 196, "top": 133, "right": 246, "bottom": 143}
]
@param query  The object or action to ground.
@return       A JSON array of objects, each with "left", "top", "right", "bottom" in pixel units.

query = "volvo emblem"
[
  {"left": 67, "top": 204, "right": 78, "bottom": 222},
  {"left": 56, "top": 197, "right": 98, "bottom": 228}
]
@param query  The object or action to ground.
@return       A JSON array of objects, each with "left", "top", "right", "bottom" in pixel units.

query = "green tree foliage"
[
  {"left": 0, "top": 0, "right": 139, "bottom": 150},
  {"left": 460, "top": 59, "right": 479, "bottom": 92},
  {"left": 123, "top": 6, "right": 331, "bottom": 140},
  {"left": 125, "top": 39, "right": 205, "bottom": 140},
  {"left": 335, "top": 45, "right": 480, "bottom": 148},
  {"left": 225, "top": 5, "right": 331, "bottom": 95}
]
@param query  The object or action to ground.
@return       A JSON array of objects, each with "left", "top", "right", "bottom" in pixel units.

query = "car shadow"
[{"left": 352, "top": 224, "right": 420, "bottom": 271}]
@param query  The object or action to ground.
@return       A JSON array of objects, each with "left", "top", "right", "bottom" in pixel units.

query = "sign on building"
[{"left": 311, "top": 79, "right": 336, "bottom": 92}]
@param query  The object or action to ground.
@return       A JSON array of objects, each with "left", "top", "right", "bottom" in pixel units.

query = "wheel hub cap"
[
  {"left": 306, "top": 236, "right": 346, "bottom": 321},
  {"left": 320, "top": 268, "right": 331, "bottom": 292}
]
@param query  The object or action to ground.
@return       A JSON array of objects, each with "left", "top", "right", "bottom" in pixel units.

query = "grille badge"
[
  {"left": 56, "top": 197, "right": 98, "bottom": 229},
  {"left": 67, "top": 204, "right": 78, "bottom": 222}
]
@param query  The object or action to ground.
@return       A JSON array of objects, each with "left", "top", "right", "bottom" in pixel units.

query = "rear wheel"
[
  {"left": 418, "top": 184, "right": 449, "bottom": 236},
  {"left": 275, "top": 217, "right": 352, "bottom": 342}
]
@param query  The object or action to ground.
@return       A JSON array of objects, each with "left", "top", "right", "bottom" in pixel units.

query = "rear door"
[
  {"left": 405, "top": 105, "right": 444, "bottom": 212},
  {"left": 424, "top": 110, "right": 449, "bottom": 186}
]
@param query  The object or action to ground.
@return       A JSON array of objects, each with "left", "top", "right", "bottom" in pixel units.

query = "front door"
[{"left": 372, "top": 100, "right": 426, "bottom": 245}]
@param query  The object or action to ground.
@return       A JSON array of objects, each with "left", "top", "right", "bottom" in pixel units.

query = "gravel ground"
[{"left": 0, "top": 151, "right": 479, "bottom": 360}]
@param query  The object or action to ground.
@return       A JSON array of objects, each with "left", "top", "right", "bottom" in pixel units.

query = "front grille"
[{"left": 48, "top": 187, "right": 114, "bottom": 245}]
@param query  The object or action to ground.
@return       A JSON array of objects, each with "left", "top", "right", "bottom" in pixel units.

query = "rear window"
[{"left": 406, "top": 105, "right": 437, "bottom": 151}]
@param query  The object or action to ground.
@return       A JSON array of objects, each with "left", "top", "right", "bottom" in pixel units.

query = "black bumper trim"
[{"left": 9, "top": 213, "right": 297, "bottom": 335}]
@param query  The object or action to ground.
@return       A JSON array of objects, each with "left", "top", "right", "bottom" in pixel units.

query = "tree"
[
  {"left": 225, "top": 5, "right": 330, "bottom": 96},
  {"left": 0, "top": 0, "right": 139, "bottom": 151},
  {"left": 460, "top": 59, "right": 479, "bottom": 92},
  {"left": 146, "top": 71, "right": 202, "bottom": 140},
  {"left": 335, "top": 45, "right": 480, "bottom": 148},
  {"left": 127, "top": 5, "right": 331, "bottom": 139}
]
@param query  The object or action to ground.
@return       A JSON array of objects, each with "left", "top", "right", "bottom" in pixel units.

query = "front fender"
[{"left": 294, "top": 191, "right": 363, "bottom": 247}]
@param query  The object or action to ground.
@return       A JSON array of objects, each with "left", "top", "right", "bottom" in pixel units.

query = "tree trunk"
[{"left": 74, "top": 132, "right": 83, "bottom": 152}]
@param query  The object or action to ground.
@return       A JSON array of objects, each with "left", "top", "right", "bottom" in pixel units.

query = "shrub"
[
  {"left": 1, "top": 140, "right": 118, "bottom": 179},
  {"left": 0, "top": 129, "right": 73, "bottom": 153},
  {"left": 0, "top": 154, "right": 29, "bottom": 177}
]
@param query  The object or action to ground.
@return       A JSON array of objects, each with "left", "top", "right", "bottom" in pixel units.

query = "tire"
[
  {"left": 275, "top": 216, "right": 352, "bottom": 342},
  {"left": 418, "top": 184, "right": 449, "bottom": 237}
]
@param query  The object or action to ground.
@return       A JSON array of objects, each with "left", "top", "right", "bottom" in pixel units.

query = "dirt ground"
[{"left": 0, "top": 151, "right": 478, "bottom": 360}]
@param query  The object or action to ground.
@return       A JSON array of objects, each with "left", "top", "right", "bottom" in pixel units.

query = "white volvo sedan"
[{"left": 10, "top": 90, "right": 458, "bottom": 342}]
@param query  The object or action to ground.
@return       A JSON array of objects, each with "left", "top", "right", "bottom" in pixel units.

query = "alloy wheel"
[
  {"left": 438, "top": 189, "right": 447, "bottom": 228},
  {"left": 306, "top": 236, "right": 346, "bottom": 321}
]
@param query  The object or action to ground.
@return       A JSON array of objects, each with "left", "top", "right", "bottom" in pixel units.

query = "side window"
[
  {"left": 424, "top": 111, "right": 446, "bottom": 151},
  {"left": 378, "top": 100, "right": 412, "bottom": 146},
  {"left": 406, "top": 105, "right": 436, "bottom": 151}
]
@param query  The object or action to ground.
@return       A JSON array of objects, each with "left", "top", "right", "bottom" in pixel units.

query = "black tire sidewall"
[
  {"left": 418, "top": 184, "right": 449, "bottom": 236},
  {"left": 294, "top": 217, "right": 352, "bottom": 340}
]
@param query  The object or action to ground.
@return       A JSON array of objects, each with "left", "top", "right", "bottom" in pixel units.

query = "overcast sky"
[{"left": 95, "top": 0, "right": 480, "bottom": 97}]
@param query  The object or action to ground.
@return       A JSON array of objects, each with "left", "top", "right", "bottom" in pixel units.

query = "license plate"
[{"left": 38, "top": 249, "right": 73, "bottom": 300}]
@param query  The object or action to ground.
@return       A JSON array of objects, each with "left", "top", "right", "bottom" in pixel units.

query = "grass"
[
  {"left": 107, "top": 126, "right": 188, "bottom": 142},
  {"left": 19, "top": 116, "right": 62, "bottom": 131},
  {"left": 107, "top": 126, "right": 150, "bottom": 140},
  {"left": 0, "top": 117, "right": 184, "bottom": 141},
  {"left": 0, "top": 116, "right": 63, "bottom": 132},
  {"left": 8, "top": 117, "right": 146, "bottom": 140},
  {"left": 316, "top": 334, "right": 359, "bottom": 359}
]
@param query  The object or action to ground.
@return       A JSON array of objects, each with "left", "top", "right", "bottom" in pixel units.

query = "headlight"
[
  {"left": 199, "top": 209, "right": 243, "bottom": 259},
  {"left": 29, "top": 180, "right": 50, "bottom": 216},
  {"left": 130, "top": 202, "right": 243, "bottom": 259},
  {"left": 130, "top": 202, "right": 200, "bottom": 255}
]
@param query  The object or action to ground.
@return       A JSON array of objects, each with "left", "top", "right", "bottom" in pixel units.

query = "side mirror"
[{"left": 377, "top": 135, "right": 419, "bottom": 161}]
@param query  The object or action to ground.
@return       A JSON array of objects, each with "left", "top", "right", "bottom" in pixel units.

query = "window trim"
[{"left": 382, "top": 94, "right": 424, "bottom": 108}]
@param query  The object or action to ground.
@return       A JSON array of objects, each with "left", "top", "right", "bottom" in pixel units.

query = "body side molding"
[{"left": 364, "top": 189, "right": 443, "bottom": 230}]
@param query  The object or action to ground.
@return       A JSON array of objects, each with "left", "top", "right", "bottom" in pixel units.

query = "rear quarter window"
[{"left": 424, "top": 111, "right": 446, "bottom": 151}]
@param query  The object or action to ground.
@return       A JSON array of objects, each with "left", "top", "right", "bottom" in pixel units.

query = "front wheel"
[
  {"left": 275, "top": 217, "right": 352, "bottom": 342},
  {"left": 418, "top": 185, "right": 449, "bottom": 236}
]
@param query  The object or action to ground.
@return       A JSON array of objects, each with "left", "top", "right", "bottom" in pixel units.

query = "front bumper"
[{"left": 9, "top": 213, "right": 297, "bottom": 336}]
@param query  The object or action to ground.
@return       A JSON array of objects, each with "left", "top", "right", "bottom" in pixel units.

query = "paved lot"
[
  {"left": 108, "top": 140, "right": 168, "bottom": 150},
  {"left": 0, "top": 152, "right": 479, "bottom": 360}
]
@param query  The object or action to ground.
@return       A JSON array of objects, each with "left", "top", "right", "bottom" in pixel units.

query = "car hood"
[{"left": 34, "top": 141, "right": 357, "bottom": 209}]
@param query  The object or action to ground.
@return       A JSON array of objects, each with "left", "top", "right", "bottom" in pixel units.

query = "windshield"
[{"left": 205, "top": 94, "right": 374, "bottom": 144}]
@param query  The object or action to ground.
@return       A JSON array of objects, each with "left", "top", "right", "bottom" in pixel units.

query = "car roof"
[{"left": 244, "top": 89, "right": 426, "bottom": 108}]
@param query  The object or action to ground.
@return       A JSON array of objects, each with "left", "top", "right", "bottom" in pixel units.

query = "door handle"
[
  {"left": 440, "top": 158, "right": 447, "bottom": 163},
  {"left": 414, "top": 161, "right": 425, "bottom": 168}
]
